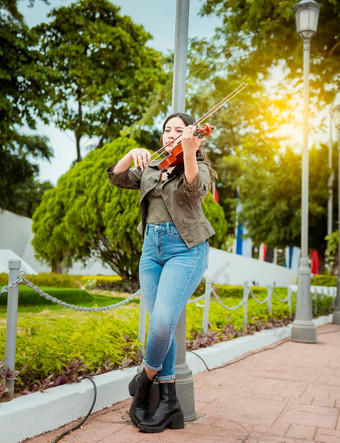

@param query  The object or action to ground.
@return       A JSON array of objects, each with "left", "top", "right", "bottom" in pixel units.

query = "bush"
[
  {"left": 311, "top": 274, "right": 337, "bottom": 287},
  {"left": 0, "top": 311, "right": 141, "bottom": 393},
  {"left": 0, "top": 273, "right": 122, "bottom": 289}
]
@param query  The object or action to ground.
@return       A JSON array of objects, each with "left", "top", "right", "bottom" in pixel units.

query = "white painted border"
[{"left": 0, "top": 315, "right": 333, "bottom": 443}]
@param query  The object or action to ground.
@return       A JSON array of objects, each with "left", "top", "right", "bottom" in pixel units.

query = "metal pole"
[
  {"left": 291, "top": 38, "right": 317, "bottom": 343},
  {"left": 171, "top": 0, "right": 196, "bottom": 421},
  {"left": 171, "top": 0, "right": 190, "bottom": 113},
  {"left": 137, "top": 294, "right": 147, "bottom": 358},
  {"left": 333, "top": 127, "right": 340, "bottom": 324},
  {"left": 4, "top": 259, "right": 21, "bottom": 396},
  {"left": 327, "top": 111, "right": 334, "bottom": 236}
]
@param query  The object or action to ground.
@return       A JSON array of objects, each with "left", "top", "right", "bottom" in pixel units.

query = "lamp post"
[
  {"left": 332, "top": 104, "right": 340, "bottom": 325},
  {"left": 328, "top": 109, "right": 334, "bottom": 236},
  {"left": 171, "top": 0, "right": 197, "bottom": 420},
  {"left": 291, "top": 0, "right": 321, "bottom": 343}
]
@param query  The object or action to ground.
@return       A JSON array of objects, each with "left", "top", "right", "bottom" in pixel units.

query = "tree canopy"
[
  {"left": 0, "top": 0, "right": 53, "bottom": 215},
  {"left": 181, "top": 0, "right": 340, "bottom": 260},
  {"left": 200, "top": 0, "right": 339, "bottom": 105},
  {"left": 34, "top": 0, "right": 166, "bottom": 162}
]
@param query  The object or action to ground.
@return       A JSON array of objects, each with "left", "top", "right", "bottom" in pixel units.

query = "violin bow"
[{"left": 150, "top": 82, "right": 248, "bottom": 162}]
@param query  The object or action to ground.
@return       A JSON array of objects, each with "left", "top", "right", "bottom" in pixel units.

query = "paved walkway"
[{"left": 26, "top": 324, "right": 340, "bottom": 442}]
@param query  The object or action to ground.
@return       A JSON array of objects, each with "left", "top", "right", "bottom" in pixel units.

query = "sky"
[{"left": 19, "top": 0, "right": 221, "bottom": 185}]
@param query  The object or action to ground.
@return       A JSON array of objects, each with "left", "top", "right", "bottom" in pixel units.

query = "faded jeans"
[{"left": 139, "top": 222, "right": 209, "bottom": 381}]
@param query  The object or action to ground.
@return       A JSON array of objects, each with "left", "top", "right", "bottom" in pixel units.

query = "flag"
[
  {"left": 259, "top": 243, "right": 267, "bottom": 261},
  {"left": 285, "top": 246, "right": 301, "bottom": 272},
  {"left": 311, "top": 249, "right": 319, "bottom": 275},
  {"left": 234, "top": 187, "right": 252, "bottom": 258},
  {"left": 212, "top": 181, "right": 219, "bottom": 203}
]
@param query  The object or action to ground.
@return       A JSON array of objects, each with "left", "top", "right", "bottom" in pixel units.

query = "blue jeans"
[{"left": 139, "top": 222, "right": 209, "bottom": 381}]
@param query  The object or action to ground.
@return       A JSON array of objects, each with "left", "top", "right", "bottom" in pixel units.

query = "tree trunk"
[
  {"left": 76, "top": 135, "right": 82, "bottom": 162},
  {"left": 51, "top": 263, "right": 63, "bottom": 273},
  {"left": 317, "top": 248, "right": 326, "bottom": 274},
  {"left": 332, "top": 245, "right": 339, "bottom": 276}
]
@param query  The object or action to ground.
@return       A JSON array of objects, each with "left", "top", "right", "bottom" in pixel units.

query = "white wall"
[
  {"left": 0, "top": 209, "right": 298, "bottom": 284},
  {"left": 0, "top": 209, "right": 50, "bottom": 273},
  {"left": 205, "top": 247, "right": 297, "bottom": 287},
  {"left": 0, "top": 209, "right": 112, "bottom": 275}
]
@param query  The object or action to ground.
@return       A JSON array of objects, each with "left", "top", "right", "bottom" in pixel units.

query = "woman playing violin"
[{"left": 107, "top": 112, "right": 215, "bottom": 433}]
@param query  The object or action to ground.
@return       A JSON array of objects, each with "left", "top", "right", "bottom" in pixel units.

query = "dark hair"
[
  {"left": 162, "top": 113, "right": 195, "bottom": 132},
  {"left": 161, "top": 113, "right": 217, "bottom": 184}
]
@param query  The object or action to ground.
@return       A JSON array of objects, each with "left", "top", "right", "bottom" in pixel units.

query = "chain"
[
  {"left": 211, "top": 288, "right": 244, "bottom": 311},
  {"left": 187, "top": 293, "right": 206, "bottom": 304},
  {"left": 0, "top": 276, "right": 25, "bottom": 295},
  {"left": 272, "top": 291, "right": 289, "bottom": 303},
  {"left": 1, "top": 276, "right": 139, "bottom": 312},
  {"left": 249, "top": 288, "right": 267, "bottom": 304}
]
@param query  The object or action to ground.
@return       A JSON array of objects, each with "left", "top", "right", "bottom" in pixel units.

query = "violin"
[
  {"left": 148, "top": 82, "right": 247, "bottom": 170},
  {"left": 159, "top": 123, "right": 214, "bottom": 171}
]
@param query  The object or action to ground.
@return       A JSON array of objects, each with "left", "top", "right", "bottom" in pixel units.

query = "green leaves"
[
  {"left": 32, "top": 137, "right": 143, "bottom": 279},
  {"left": 200, "top": 0, "right": 340, "bottom": 106},
  {"left": 34, "top": 0, "right": 166, "bottom": 160}
]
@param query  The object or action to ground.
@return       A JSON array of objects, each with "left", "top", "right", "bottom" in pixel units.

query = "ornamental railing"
[{"left": 2, "top": 259, "right": 336, "bottom": 396}]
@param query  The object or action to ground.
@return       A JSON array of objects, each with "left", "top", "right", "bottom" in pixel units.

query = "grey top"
[{"left": 146, "top": 180, "right": 172, "bottom": 224}]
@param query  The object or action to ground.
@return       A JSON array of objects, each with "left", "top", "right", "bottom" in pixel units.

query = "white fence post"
[
  {"left": 4, "top": 259, "right": 21, "bottom": 396},
  {"left": 202, "top": 280, "right": 213, "bottom": 333},
  {"left": 243, "top": 282, "right": 250, "bottom": 331},
  {"left": 267, "top": 285, "right": 273, "bottom": 315},
  {"left": 313, "top": 288, "right": 318, "bottom": 316}
]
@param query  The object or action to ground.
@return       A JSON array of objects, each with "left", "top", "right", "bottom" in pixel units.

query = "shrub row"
[{"left": 0, "top": 273, "right": 122, "bottom": 289}]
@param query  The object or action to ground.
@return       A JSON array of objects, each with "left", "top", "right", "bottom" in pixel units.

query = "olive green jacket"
[{"left": 107, "top": 160, "right": 215, "bottom": 248}]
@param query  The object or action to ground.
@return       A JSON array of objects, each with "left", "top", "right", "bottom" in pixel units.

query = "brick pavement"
[{"left": 25, "top": 324, "right": 340, "bottom": 442}]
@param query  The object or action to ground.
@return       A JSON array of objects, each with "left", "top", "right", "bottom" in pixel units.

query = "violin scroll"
[{"left": 193, "top": 123, "right": 214, "bottom": 138}]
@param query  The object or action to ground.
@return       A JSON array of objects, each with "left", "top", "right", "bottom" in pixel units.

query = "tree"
[
  {"left": 183, "top": 0, "right": 339, "bottom": 258},
  {"left": 34, "top": 0, "right": 166, "bottom": 162},
  {"left": 237, "top": 143, "right": 330, "bottom": 269},
  {"left": 200, "top": 0, "right": 340, "bottom": 105},
  {"left": 0, "top": 0, "right": 53, "bottom": 215},
  {"left": 32, "top": 137, "right": 227, "bottom": 278}
]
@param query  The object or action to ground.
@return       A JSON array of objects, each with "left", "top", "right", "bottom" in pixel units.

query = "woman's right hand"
[{"left": 129, "top": 148, "right": 152, "bottom": 171}]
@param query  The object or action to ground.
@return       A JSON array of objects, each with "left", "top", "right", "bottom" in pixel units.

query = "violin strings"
[
  {"left": 149, "top": 82, "right": 248, "bottom": 163},
  {"left": 194, "top": 82, "right": 248, "bottom": 126},
  {"left": 150, "top": 136, "right": 182, "bottom": 161}
]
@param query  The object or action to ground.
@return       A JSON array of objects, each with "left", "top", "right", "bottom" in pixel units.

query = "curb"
[{"left": 0, "top": 314, "right": 333, "bottom": 443}]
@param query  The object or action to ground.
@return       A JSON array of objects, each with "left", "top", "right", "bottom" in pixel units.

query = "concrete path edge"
[{"left": 0, "top": 314, "right": 333, "bottom": 443}]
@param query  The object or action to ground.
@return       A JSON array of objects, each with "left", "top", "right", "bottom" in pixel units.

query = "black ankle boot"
[
  {"left": 138, "top": 382, "right": 184, "bottom": 433},
  {"left": 129, "top": 368, "right": 154, "bottom": 427}
]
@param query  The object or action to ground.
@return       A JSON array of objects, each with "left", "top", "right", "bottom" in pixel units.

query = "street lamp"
[
  {"left": 291, "top": 0, "right": 321, "bottom": 343},
  {"left": 332, "top": 104, "right": 340, "bottom": 325}
]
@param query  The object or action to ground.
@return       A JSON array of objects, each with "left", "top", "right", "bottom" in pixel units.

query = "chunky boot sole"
[{"left": 138, "top": 410, "right": 184, "bottom": 433}]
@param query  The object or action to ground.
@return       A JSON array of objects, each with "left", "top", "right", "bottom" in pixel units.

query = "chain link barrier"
[
  {"left": 1, "top": 276, "right": 212, "bottom": 309},
  {"left": 211, "top": 287, "right": 244, "bottom": 311},
  {"left": 249, "top": 286, "right": 268, "bottom": 304},
  {"left": 1, "top": 276, "right": 140, "bottom": 312},
  {"left": 272, "top": 290, "right": 290, "bottom": 303},
  {"left": 187, "top": 293, "right": 206, "bottom": 304}
]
